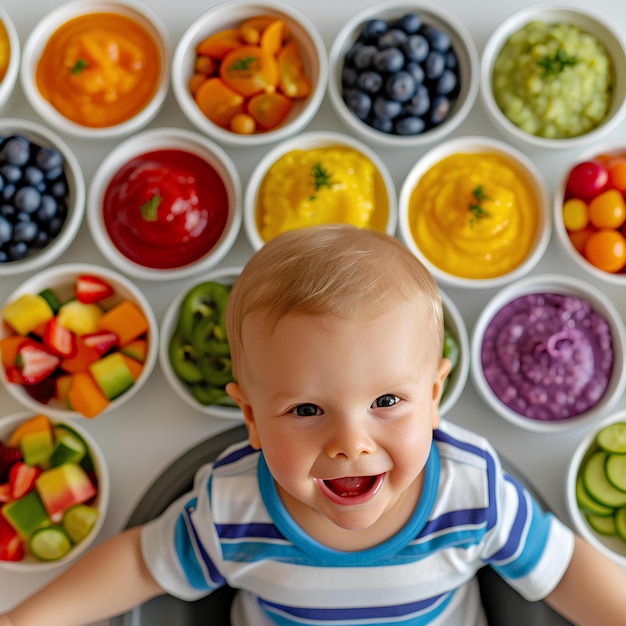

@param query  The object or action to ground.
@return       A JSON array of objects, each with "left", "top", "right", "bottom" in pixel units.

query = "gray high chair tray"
[{"left": 110, "top": 425, "right": 572, "bottom": 626}]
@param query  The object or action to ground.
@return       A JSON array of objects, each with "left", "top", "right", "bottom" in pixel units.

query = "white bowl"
[
  {"left": 0, "top": 263, "right": 158, "bottom": 420},
  {"left": 566, "top": 409, "right": 626, "bottom": 569},
  {"left": 244, "top": 130, "right": 397, "bottom": 251},
  {"left": 554, "top": 142, "right": 626, "bottom": 287},
  {"left": 471, "top": 273, "right": 626, "bottom": 434},
  {"left": 439, "top": 289, "right": 470, "bottom": 417},
  {"left": 398, "top": 135, "right": 551, "bottom": 290},
  {"left": 159, "top": 266, "right": 243, "bottom": 420},
  {"left": 87, "top": 127, "right": 242, "bottom": 281},
  {"left": 0, "top": 410, "right": 109, "bottom": 571},
  {"left": 481, "top": 5, "right": 626, "bottom": 151},
  {"left": 0, "top": 6, "right": 20, "bottom": 110},
  {"left": 171, "top": 0, "right": 327, "bottom": 147},
  {"left": 20, "top": 0, "right": 170, "bottom": 139},
  {"left": 327, "top": 2, "right": 479, "bottom": 148},
  {"left": 0, "top": 118, "right": 85, "bottom": 277}
]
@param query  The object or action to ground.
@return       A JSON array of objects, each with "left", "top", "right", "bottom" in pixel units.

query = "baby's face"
[{"left": 229, "top": 302, "right": 450, "bottom": 544}]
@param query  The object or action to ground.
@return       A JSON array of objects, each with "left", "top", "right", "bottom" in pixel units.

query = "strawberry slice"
[
  {"left": 0, "top": 514, "right": 24, "bottom": 561},
  {"left": 75, "top": 274, "right": 115, "bottom": 304},
  {"left": 9, "top": 461, "right": 42, "bottom": 499},
  {"left": 0, "top": 483, "right": 11, "bottom": 503},
  {"left": 14, "top": 339, "right": 61, "bottom": 385},
  {"left": 81, "top": 330, "right": 119, "bottom": 356},
  {"left": 43, "top": 317, "right": 77, "bottom": 358}
]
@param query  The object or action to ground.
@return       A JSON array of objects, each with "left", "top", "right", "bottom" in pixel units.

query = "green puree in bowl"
[{"left": 492, "top": 21, "right": 613, "bottom": 139}]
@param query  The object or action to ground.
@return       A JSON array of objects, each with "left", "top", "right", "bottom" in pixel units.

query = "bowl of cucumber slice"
[{"left": 566, "top": 409, "right": 626, "bottom": 568}]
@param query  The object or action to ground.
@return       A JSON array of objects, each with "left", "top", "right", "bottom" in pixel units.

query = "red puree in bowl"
[
  {"left": 481, "top": 292, "right": 613, "bottom": 421},
  {"left": 102, "top": 149, "right": 229, "bottom": 269}
]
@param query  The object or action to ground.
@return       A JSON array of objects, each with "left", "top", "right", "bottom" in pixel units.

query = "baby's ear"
[
  {"left": 225, "top": 382, "right": 261, "bottom": 449},
  {"left": 431, "top": 357, "right": 452, "bottom": 429}
]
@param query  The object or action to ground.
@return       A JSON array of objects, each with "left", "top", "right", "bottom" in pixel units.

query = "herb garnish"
[
  {"left": 537, "top": 49, "right": 578, "bottom": 78},
  {"left": 228, "top": 56, "right": 257, "bottom": 72},
  {"left": 70, "top": 58, "right": 90, "bottom": 75},
  {"left": 140, "top": 194, "right": 161, "bottom": 221},
  {"left": 468, "top": 185, "right": 491, "bottom": 226},
  {"left": 310, "top": 162, "right": 337, "bottom": 200}
]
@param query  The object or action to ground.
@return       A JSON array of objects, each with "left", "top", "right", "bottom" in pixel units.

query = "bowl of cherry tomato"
[
  {"left": 171, "top": 0, "right": 328, "bottom": 147},
  {"left": 555, "top": 143, "right": 626, "bottom": 285}
]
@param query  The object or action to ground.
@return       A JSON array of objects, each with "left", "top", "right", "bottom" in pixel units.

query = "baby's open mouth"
[{"left": 323, "top": 475, "right": 380, "bottom": 498}]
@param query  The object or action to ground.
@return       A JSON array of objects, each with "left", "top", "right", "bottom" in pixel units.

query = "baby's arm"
[
  {"left": 0, "top": 526, "right": 164, "bottom": 626},
  {"left": 545, "top": 534, "right": 626, "bottom": 625}
]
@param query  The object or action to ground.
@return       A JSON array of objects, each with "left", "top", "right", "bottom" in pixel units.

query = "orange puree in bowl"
[
  {"left": 35, "top": 12, "right": 162, "bottom": 128},
  {"left": 0, "top": 20, "right": 10, "bottom": 82}
]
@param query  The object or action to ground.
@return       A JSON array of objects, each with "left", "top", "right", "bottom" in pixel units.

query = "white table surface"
[{"left": 2, "top": 0, "right": 626, "bottom": 623}]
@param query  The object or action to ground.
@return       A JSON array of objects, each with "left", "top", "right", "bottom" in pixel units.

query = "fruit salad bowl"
[
  {"left": 327, "top": 1, "right": 479, "bottom": 148},
  {"left": 0, "top": 263, "right": 158, "bottom": 420},
  {"left": 0, "top": 118, "right": 85, "bottom": 277},
  {"left": 0, "top": 411, "right": 109, "bottom": 571}
]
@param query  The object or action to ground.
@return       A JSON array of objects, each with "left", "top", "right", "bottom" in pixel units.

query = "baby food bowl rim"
[
  {"left": 87, "top": 126, "right": 243, "bottom": 282},
  {"left": 0, "top": 409, "right": 110, "bottom": 572},
  {"left": 171, "top": 0, "right": 328, "bottom": 148},
  {"left": 0, "top": 117, "right": 86, "bottom": 278},
  {"left": 19, "top": 0, "right": 171, "bottom": 140},
  {"left": 470, "top": 272, "right": 626, "bottom": 434},
  {"left": 327, "top": 1, "right": 480, "bottom": 149},
  {"left": 480, "top": 4, "right": 626, "bottom": 151},
  {"left": 0, "top": 6, "right": 21, "bottom": 110},
  {"left": 397, "top": 134, "right": 552, "bottom": 290},
  {"left": 0, "top": 262, "right": 159, "bottom": 420}
]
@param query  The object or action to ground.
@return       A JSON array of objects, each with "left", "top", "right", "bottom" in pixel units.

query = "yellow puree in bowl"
[
  {"left": 257, "top": 147, "right": 389, "bottom": 242},
  {"left": 0, "top": 20, "right": 10, "bottom": 82},
  {"left": 35, "top": 13, "right": 162, "bottom": 128},
  {"left": 408, "top": 152, "right": 539, "bottom": 279}
]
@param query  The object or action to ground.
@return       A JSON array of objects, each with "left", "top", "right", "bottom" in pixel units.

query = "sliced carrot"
[
  {"left": 220, "top": 45, "right": 279, "bottom": 97},
  {"left": 247, "top": 92, "right": 292, "bottom": 129},
  {"left": 260, "top": 19, "right": 287, "bottom": 56},
  {"left": 96, "top": 300, "right": 149, "bottom": 347},
  {"left": 60, "top": 337, "right": 100, "bottom": 374},
  {"left": 194, "top": 77, "right": 245, "bottom": 128},
  {"left": 0, "top": 335, "right": 24, "bottom": 369},
  {"left": 68, "top": 372, "right": 110, "bottom": 419},
  {"left": 239, "top": 15, "right": 276, "bottom": 44},
  {"left": 278, "top": 42, "right": 311, "bottom": 99},
  {"left": 196, "top": 28, "right": 242, "bottom": 59}
]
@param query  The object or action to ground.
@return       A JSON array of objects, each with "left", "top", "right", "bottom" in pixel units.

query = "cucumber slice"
[
  {"left": 582, "top": 451, "right": 626, "bottom": 508},
  {"left": 606, "top": 454, "right": 626, "bottom": 492},
  {"left": 586, "top": 513, "right": 617, "bottom": 535},
  {"left": 615, "top": 508, "right": 626, "bottom": 543},
  {"left": 576, "top": 474, "right": 615, "bottom": 517},
  {"left": 30, "top": 527, "right": 72, "bottom": 561},
  {"left": 596, "top": 422, "right": 626, "bottom": 454}
]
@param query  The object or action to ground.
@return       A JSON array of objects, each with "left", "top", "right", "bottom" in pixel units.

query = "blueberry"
[
  {"left": 370, "top": 116, "right": 394, "bottom": 134},
  {"left": 345, "top": 42, "right": 364, "bottom": 65},
  {"left": 0, "top": 251, "right": 7, "bottom": 263},
  {"left": 47, "top": 216, "right": 65, "bottom": 237},
  {"left": 23, "top": 166, "right": 45, "bottom": 187},
  {"left": 8, "top": 241, "right": 28, "bottom": 260},
  {"left": 0, "top": 215, "right": 12, "bottom": 244},
  {"left": 373, "top": 47, "right": 404, "bottom": 73},
  {"left": 14, "top": 220, "right": 38, "bottom": 243},
  {"left": 424, "top": 27, "right": 451, "bottom": 52},
  {"left": 437, "top": 69, "right": 458, "bottom": 95},
  {"left": 2, "top": 183, "right": 15, "bottom": 201},
  {"left": 385, "top": 71, "right": 417, "bottom": 102},
  {"left": 44, "top": 165, "right": 64, "bottom": 181},
  {"left": 49, "top": 178, "right": 68, "bottom": 199},
  {"left": 404, "top": 85, "right": 430, "bottom": 116},
  {"left": 35, "top": 230, "right": 49, "bottom": 247},
  {"left": 0, "top": 204, "right": 15, "bottom": 219},
  {"left": 357, "top": 71, "right": 383, "bottom": 94},
  {"left": 405, "top": 61, "right": 425, "bottom": 85},
  {"left": 0, "top": 136, "right": 31, "bottom": 166},
  {"left": 35, "top": 147, "right": 64, "bottom": 173},
  {"left": 36, "top": 195, "right": 59, "bottom": 222},
  {"left": 395, "top": 116, "right": 426, "bottom": 135},
  {"left": 398, "top": 13, "right": 422, "bottom": 35},
  {"left": 425, "top": 51, "right": 446, "bottom": 80},
  {"left": 344, "top": 89, "right": 372, "bottom": 119},
  {"left": 378, "top": 28, "right": 408, "bottom": 49},
  {"left": 373, "top": 96, "right": 403, "bottom": 119},
  {"left": 342, "top": 65, "right": 358, "bottom": 87},
  {"left": 445, "top": 50, "right": 459, "bottom": 70},
  {"left": 403, "top": 34, "right": 429, "bottom": 63},
  {"left": 360, "top": 19, "right": 388, "bottom": 43},
  {"left": 431, "top": 95, "right": 451, "bottom": 125},
  {"left": 0, "top": 164, "right": 22, "bottom": 184},
  {"left": 15, "top": 210, "right": 30, "bottom": 222},
  {"left": 352, "top": 44, "right": 378, "bottom": 70},
  {"left": 14, "top": 186, "right": 42, "bottom": 213}
]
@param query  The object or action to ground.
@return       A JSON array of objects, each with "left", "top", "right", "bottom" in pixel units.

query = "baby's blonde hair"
[{"left": 226, "top": 224, "right": 444, "bottom": 381}]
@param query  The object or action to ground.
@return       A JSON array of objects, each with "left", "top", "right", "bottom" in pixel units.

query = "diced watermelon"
[{"left": 0, "top": 513, "right": 24, "bottom": 561}]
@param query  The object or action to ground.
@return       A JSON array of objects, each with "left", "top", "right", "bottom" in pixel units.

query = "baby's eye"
[
  {"left": 372, "top": 394, "right": 400, "bottom": 408},
  {"left": 291, "top": 403, "right": 321, "bottom": 417}
]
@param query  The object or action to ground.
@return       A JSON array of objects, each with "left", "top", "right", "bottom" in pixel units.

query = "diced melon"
[
  {"left": 55, "top": 374, "right": 74, "bottom": 407},
  {"left": 67, "top": 372, "right": 109, "bottom": 419},
  {"left": 120, "top": 339, "right": 148, "bottom": 363},
  {"left": 8, "top": 414, "right": 52, "bottom": 447},
  {"left": 88, "top": 352, "right": 135, "bottom": 400},
  {"left": 121, "top": 354, "right": 144, "bottom": 381},
  {"left": 2, "top": 490, "right": 50, "bottom": 538},
  {"left": 49, "top": 425, "right": 87, "bottom": 467},
  {"left": 96, "top": 300, "right": 149, "bottom": 346},
  {"left": 2, "top": 293, "right": 54, "bottom": 335},
  {"left": 57, "top": 300, "right": 104, "bottom": 336},
  {"left": 62, "top": 504, "right": 99, "bottom": 543}
]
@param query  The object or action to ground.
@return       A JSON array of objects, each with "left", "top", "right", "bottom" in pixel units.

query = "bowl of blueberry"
[
  {"left": 328, "top": 3, "right": 479, "bottom": 147},
  {"left": 0, "top": 118, "right": 85, "bottom": 276}
]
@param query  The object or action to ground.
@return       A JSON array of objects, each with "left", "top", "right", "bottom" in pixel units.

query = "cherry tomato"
[
  {"left": 568, "top": 227, "right": 594, "bottom": 255},
  {"left": 230, "top": 112, "right": 256, "bottom": 134},
  {"left": 562, "top": 198, "right": 588, "bottom": 231},
  {"left": 587, "top": 188, "right": 626, "bottom": 229},
  {"left": 584, "top": 229, "right": 626, "bottom": 273},
  {"left": 607, "top": 157, "right": 626, "bottom": 192},
  {"left": 565, "top": 160, "right": 609, "bottom": 199}
]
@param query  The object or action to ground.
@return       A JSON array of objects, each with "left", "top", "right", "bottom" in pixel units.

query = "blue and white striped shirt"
[{"left": 142, "top": 420, "right": 574, "bottom": 625}]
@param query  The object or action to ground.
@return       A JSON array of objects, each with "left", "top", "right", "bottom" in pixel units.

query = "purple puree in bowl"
[{"left": 481, "top": 293, "right": 613, "bottom": 421}]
